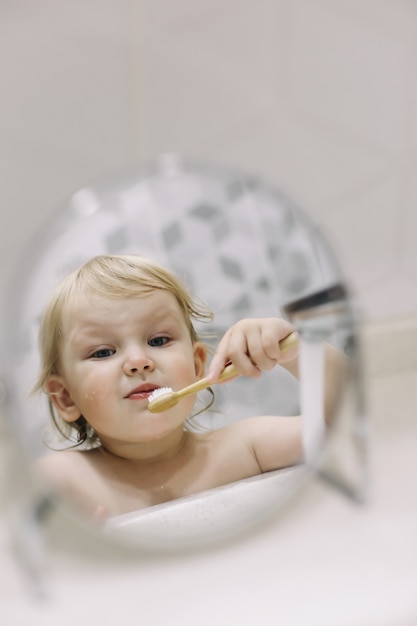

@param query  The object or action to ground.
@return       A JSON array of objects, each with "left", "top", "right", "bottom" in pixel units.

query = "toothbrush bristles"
[{"left": 148, "top": 387, "right": 173, "bottom": 403}]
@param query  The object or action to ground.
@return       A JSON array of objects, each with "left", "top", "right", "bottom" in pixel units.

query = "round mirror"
[{"left": 3, "top": 155, "right": 354, "bottom": 551}]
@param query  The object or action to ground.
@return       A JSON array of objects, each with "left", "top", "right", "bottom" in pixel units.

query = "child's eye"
[
  {"left": 148, "top": 336, "right": 170, "bottom": 347},
  {"left": 90, "top": 348, "right": 115, "bottom": 359}
]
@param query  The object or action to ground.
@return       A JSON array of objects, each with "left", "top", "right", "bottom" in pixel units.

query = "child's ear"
[
  {"left": 193, "top": 342, "right": 207, "bottom": 379},
  {"left": 45, "top": 376, "right": 81, "bottom": 423}
]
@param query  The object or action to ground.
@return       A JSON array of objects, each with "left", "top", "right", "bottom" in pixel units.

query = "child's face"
[{"left": 46, "top": 290, "right": 206, "bottom": 448}]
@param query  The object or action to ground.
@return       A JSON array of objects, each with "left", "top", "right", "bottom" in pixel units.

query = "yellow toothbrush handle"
[
  {"left": 175, "top": 363, "right": 237, "bottom": 398},
  {"left": 279, "top": 330, "right": 298, "bottom": 353}
]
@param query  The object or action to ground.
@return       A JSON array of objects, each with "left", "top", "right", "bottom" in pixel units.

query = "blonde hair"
[{"left": 34, "top": 254, "right": 214, "bottom": 447}]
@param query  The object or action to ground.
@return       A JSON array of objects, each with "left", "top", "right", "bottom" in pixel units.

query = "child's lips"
[{"left": 125, "top": 384, "right": 160, "bottom": 400}]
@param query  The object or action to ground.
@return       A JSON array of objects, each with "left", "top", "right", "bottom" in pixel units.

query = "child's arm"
[{"left": 208, "top": 317, "right": 349, "bottom": 471}]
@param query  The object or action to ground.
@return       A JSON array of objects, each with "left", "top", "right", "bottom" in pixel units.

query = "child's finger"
[
  {"left": 207, "top": 343, "right": 237, "bottom": 382},
  {"left": 254, "top": 321, "right": 298, "bottom": 365},
  {"left": 207, "top": 359, "right": 229, "bottom": 383},
  {"left": 206, "top": 326, "right": 242, "bottom": 380},
  {"left": 245, "top": 331, "right": 278, "bottom": 371},
  {"left": 208, "top": 327, "right": 261, "bottom": 381}
]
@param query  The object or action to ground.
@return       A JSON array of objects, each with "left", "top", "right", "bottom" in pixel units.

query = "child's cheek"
[
  {"left": 79, "top": 374, "right": 113, "bottom": 406},
  {"left": 177, "top": 361, "right": 201, "bottom": 387},
  {"left": 83, "top": 385, "right": 113, "bottom": 404}
]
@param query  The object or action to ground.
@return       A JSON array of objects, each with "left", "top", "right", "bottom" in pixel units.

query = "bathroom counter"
[{"left": 0, "top": 366, "right": 416, "bottom": 626}]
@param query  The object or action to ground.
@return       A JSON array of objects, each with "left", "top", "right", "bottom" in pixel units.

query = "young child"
[{"left": 34, "top": 254, "right": 345, "bottom": 520}]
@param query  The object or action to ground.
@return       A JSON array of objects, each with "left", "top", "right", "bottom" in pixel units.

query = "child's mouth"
[{"left": 126, "top": 384, "right": 160, "bottom": 400}]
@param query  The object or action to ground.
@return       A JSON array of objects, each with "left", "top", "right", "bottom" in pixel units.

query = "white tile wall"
[
  {"left": 403, "top": 163, "right": 417, "bottom": 279},
  {"left": 0, "top": 0, "right": 136, "bottom": 331},
  {"left": 285, "top": 1, "right": 411, "bottom": 156},
  {"left": 133, "top": 0, "right": 417, "bottom": 322},
  {"left": 1, "top": 0, "right": 416, "bottom": 323}
]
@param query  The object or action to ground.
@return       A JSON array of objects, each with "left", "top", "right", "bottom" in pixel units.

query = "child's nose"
[{"left": 123, "top": 349, "right": 154, "bottom": 375}]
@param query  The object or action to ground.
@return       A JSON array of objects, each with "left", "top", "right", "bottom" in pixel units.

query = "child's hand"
[{"left": 207, "top": 318, "right": 298, "bottom": 383}]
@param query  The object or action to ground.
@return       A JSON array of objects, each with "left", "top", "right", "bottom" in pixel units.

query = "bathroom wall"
[
  {"left": 1, "top": 0, "right": 417, "bottom": 330},
  {"left": 134, "top": 0, "right": 417, "bottom": 324}
]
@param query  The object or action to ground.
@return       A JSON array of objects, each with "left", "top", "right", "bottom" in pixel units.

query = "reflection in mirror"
[{"left": 4, "top": 155, "right": 355, "bottom": 549}]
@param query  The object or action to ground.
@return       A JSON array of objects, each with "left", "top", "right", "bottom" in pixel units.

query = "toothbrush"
[
  {"left": 147, "top": 331, "right": 298, "bottom": 413},
  {"left": 148, "top": 362, "right": 239, "bottom": 413}
]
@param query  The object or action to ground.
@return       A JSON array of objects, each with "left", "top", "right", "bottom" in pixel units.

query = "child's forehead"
[{"left": 61, "top": 287, "right": 184, "bottom": 328}]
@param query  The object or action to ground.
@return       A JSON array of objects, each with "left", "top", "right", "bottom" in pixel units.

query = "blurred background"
[
  {"left": 0, "top": 1, "right": 416, "bottom": 625},
  {"left": 1, "top": 1, "right": 417, "bottom": 325}
]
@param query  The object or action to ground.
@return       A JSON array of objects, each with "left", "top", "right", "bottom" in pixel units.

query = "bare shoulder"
[
  {"left": 35, "top": 448, "right": 109, "bottom": 518},
  {"left": 37, "top": 448, "right": 95, "bottom": 469},
  {"left": 36, "top": 448, "right": 98, "bottom": 490},
  {"left": 218, "top": 414, "right": 303, "bottom": 473}
]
